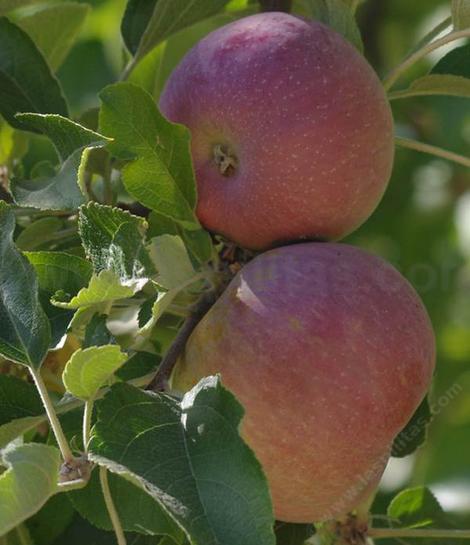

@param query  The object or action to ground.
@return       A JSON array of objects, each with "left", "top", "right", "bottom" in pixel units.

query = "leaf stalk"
[
  {"left": 82, "top": 396, "right": 95, "bottom": 453},
  {"left": 30, "top": 368, "right": 74, "bottom": 463},
  {"left": 369, "top": 527, "right": 470, "bottom": 539},
  {"left": 100, "top": 466, "right": 127, "bottom": 545},
  {"left": 395, "top": 136, "right": 470, "bottom": 168}
]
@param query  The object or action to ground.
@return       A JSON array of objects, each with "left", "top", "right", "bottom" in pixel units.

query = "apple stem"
[
  {"left": 383, "top": 28, "right": 470, "bottom": 91},
  {"left": 395, "top": 136, "right": 470, "bottom": 168},
  {"left": 146, "top": 291, "right": 218, "bottom": 392},
  {"left": 354, "top": 492, "right": 377, "bottom": 526},
  {"left": 259, "top": 0, "right": 292, "bottom": 13},
  {"left": 369, "top": 527, "right": 470, "bottom": 539}
]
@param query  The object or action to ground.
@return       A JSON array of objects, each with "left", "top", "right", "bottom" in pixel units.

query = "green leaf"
[
  {"left": 30, "top": 161, "right": 56, "bottom": 180},
  {"left": 15, "top": 217, "right": 63, "bottom": 251},
  {"left": 149, "top": 235, "right": 196, "bottom": 289},
  {"left": 138, "top": 296, "right": 157, "bottom": 327},
  {"left": 89, "top": 378, "right": 275, "bottom": 545},
  {"left": 387, "top": 487, "right": 446, "bottom": 529},
  {"left": 406, "top": 16, "right": 453, "bottom": 56},
  {"left": 15, "top": 114, "right": 111, "bottom": 162},
  {"left": 0, "top": 375, "right": 43, "bottom": 449},
  {"left": 69, "top": 468, "right": 183, "bottom": 538},
  {"left": 26, "top": 494, "right": 75, "bottom": 545},
  {"left": 391, "top": 74, "right": 470, "bottom": 100},
  {"left": 10, "top": 114, "right": 110, "bottom": 212},
  {"left": 50, "top": 407, "right": 84, "bottom": 452},
  {"left": 0, "top": 444, "right": 60, "bottom": 536},
  {"left": 26, "top": 251, "right": 92, "bottom": 346},
  {"left": 0, "top": 118, "right": 15, "bottom": 166},
  {"left": 0, "top": 524, "right": 34, "bottom": 545},
  {"left": 26, "top": 252, "right": 92, "bottom": 298},
  {"left": 10, "top": 148, "right": 87, "bottom": 211},
  {"left": 452, "top": 0, "right": 470, "bottom": 30},
  {"left": 78, "top": 202, "right": 153, "bottom": 287},
  {"left": 62, "top": 345, "right": 127, "bottom": 400},
  {"left": 52, "top": 270, "right": 135, "bottom": 310},
  {"left": 390, "top": 45, "right": 470, "bottom": 100},
  {"left": 128, "top": 11, "right": 249, "bottom": 100},
  {"left": 138, "top": 289, "right": 181, "bottom": 334},
  {"left": 121, "top": 0, "right": 158, "bottom": 56},
  {"left": 391, "top": 397, "right": 432, "bottom": 458},
  {"left": 0, "top": 17, "right": 68, "bottom": 130},
  {"left": 0, "top": 0, "right": 41, "bottom": 14},
  {"left": 301, "top": 0, "right": 363, "bottom": 51},
  {"left": 55, "top": 515, "right": 181, "bottom": 545},
  {"left": 98, "top": 83, "right": 213, "bottom": 264},
  {"left": 432, "top": 43, "right": 470, "bottom": 78},
  {"left": 122, "top": 0, "right": 232, "bottom": 63},
  {"left": 148, "top": 212, "right": 213, "bottom": 266},
  {"left": 17, "top": 3, "right": 90, "bottom": 71},
  {"left": 115, "top": 351, "right": 159, "bottom": 381},
  {"left": 339, "top": 0, "right": 364, "bottom": 12},
  {"left": 274, "top": 522, "right": 315, "bottom": 545},
  {"left": 99, "top": 83, "right": 198, "bottom": 227},
  {"left": 83, "top": 313, "right": 116, "bottom": 348},
  {"left": 0, "top": 202, "right": 51, "bottom": 367}
]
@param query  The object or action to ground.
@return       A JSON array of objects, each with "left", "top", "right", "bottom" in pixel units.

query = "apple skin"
[
  {"left": 159, "top": 12, "right": 395, "bottom": 251},
  {"left": 172, "top": 243, "right": 435, "bottom": 522}
]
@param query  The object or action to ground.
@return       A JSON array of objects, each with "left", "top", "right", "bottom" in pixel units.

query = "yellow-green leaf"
[{"left": 63, "top": 345, "right": 127, "bottom": 400}]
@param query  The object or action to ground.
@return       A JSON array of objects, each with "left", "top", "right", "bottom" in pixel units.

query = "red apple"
[
  {"left": 172, "top": 243, "right": 435, "bottom": 522},
  {"left": 160, "top": 13, "right": 394, "bottom": 250}
]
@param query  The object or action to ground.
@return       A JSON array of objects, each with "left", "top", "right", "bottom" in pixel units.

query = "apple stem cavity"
[{"left": 213, "top": 144, "right": 238, "bottom": 177}]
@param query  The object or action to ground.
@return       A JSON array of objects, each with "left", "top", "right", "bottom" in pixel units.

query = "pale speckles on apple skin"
[
  {"left": 159, "top": 12, "right": 395, "bottom": 250},
  {"left": 173, "top": 243, "right": 435, "bottom": 523}
]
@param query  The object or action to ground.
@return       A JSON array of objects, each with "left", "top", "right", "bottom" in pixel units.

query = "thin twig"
[
  {"left": 395, "top": 136, "right": 470, "bottom": 168},
  {"left": 147, "top": 291, "right": 217, "bottom": 392}
]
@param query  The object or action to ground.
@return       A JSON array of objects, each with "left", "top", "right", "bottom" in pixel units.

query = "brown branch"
[
  {"left": 259, "top": 0, "right": 292, "bottom": 12},
  {"left": 146, "top": 291, "right": 217, "bottom": 392}
]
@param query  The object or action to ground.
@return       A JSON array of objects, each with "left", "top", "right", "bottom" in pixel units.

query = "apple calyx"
[
  {"left": 335, "top": 515, "right": 368, "bottom": 545},
  {"left": 319, "top": 515, "right": 368, "bottom": 545},
  {"left": 213, "top": 144, "right": 238, "bottom": 177}
]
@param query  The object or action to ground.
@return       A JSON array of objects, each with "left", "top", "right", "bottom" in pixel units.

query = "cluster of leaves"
[
  {"left": 385, "top": 1, "right": 470, "bottom": 99},
  {"left": 0, "top": 0, "right": 469, "bottom": 544}
]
